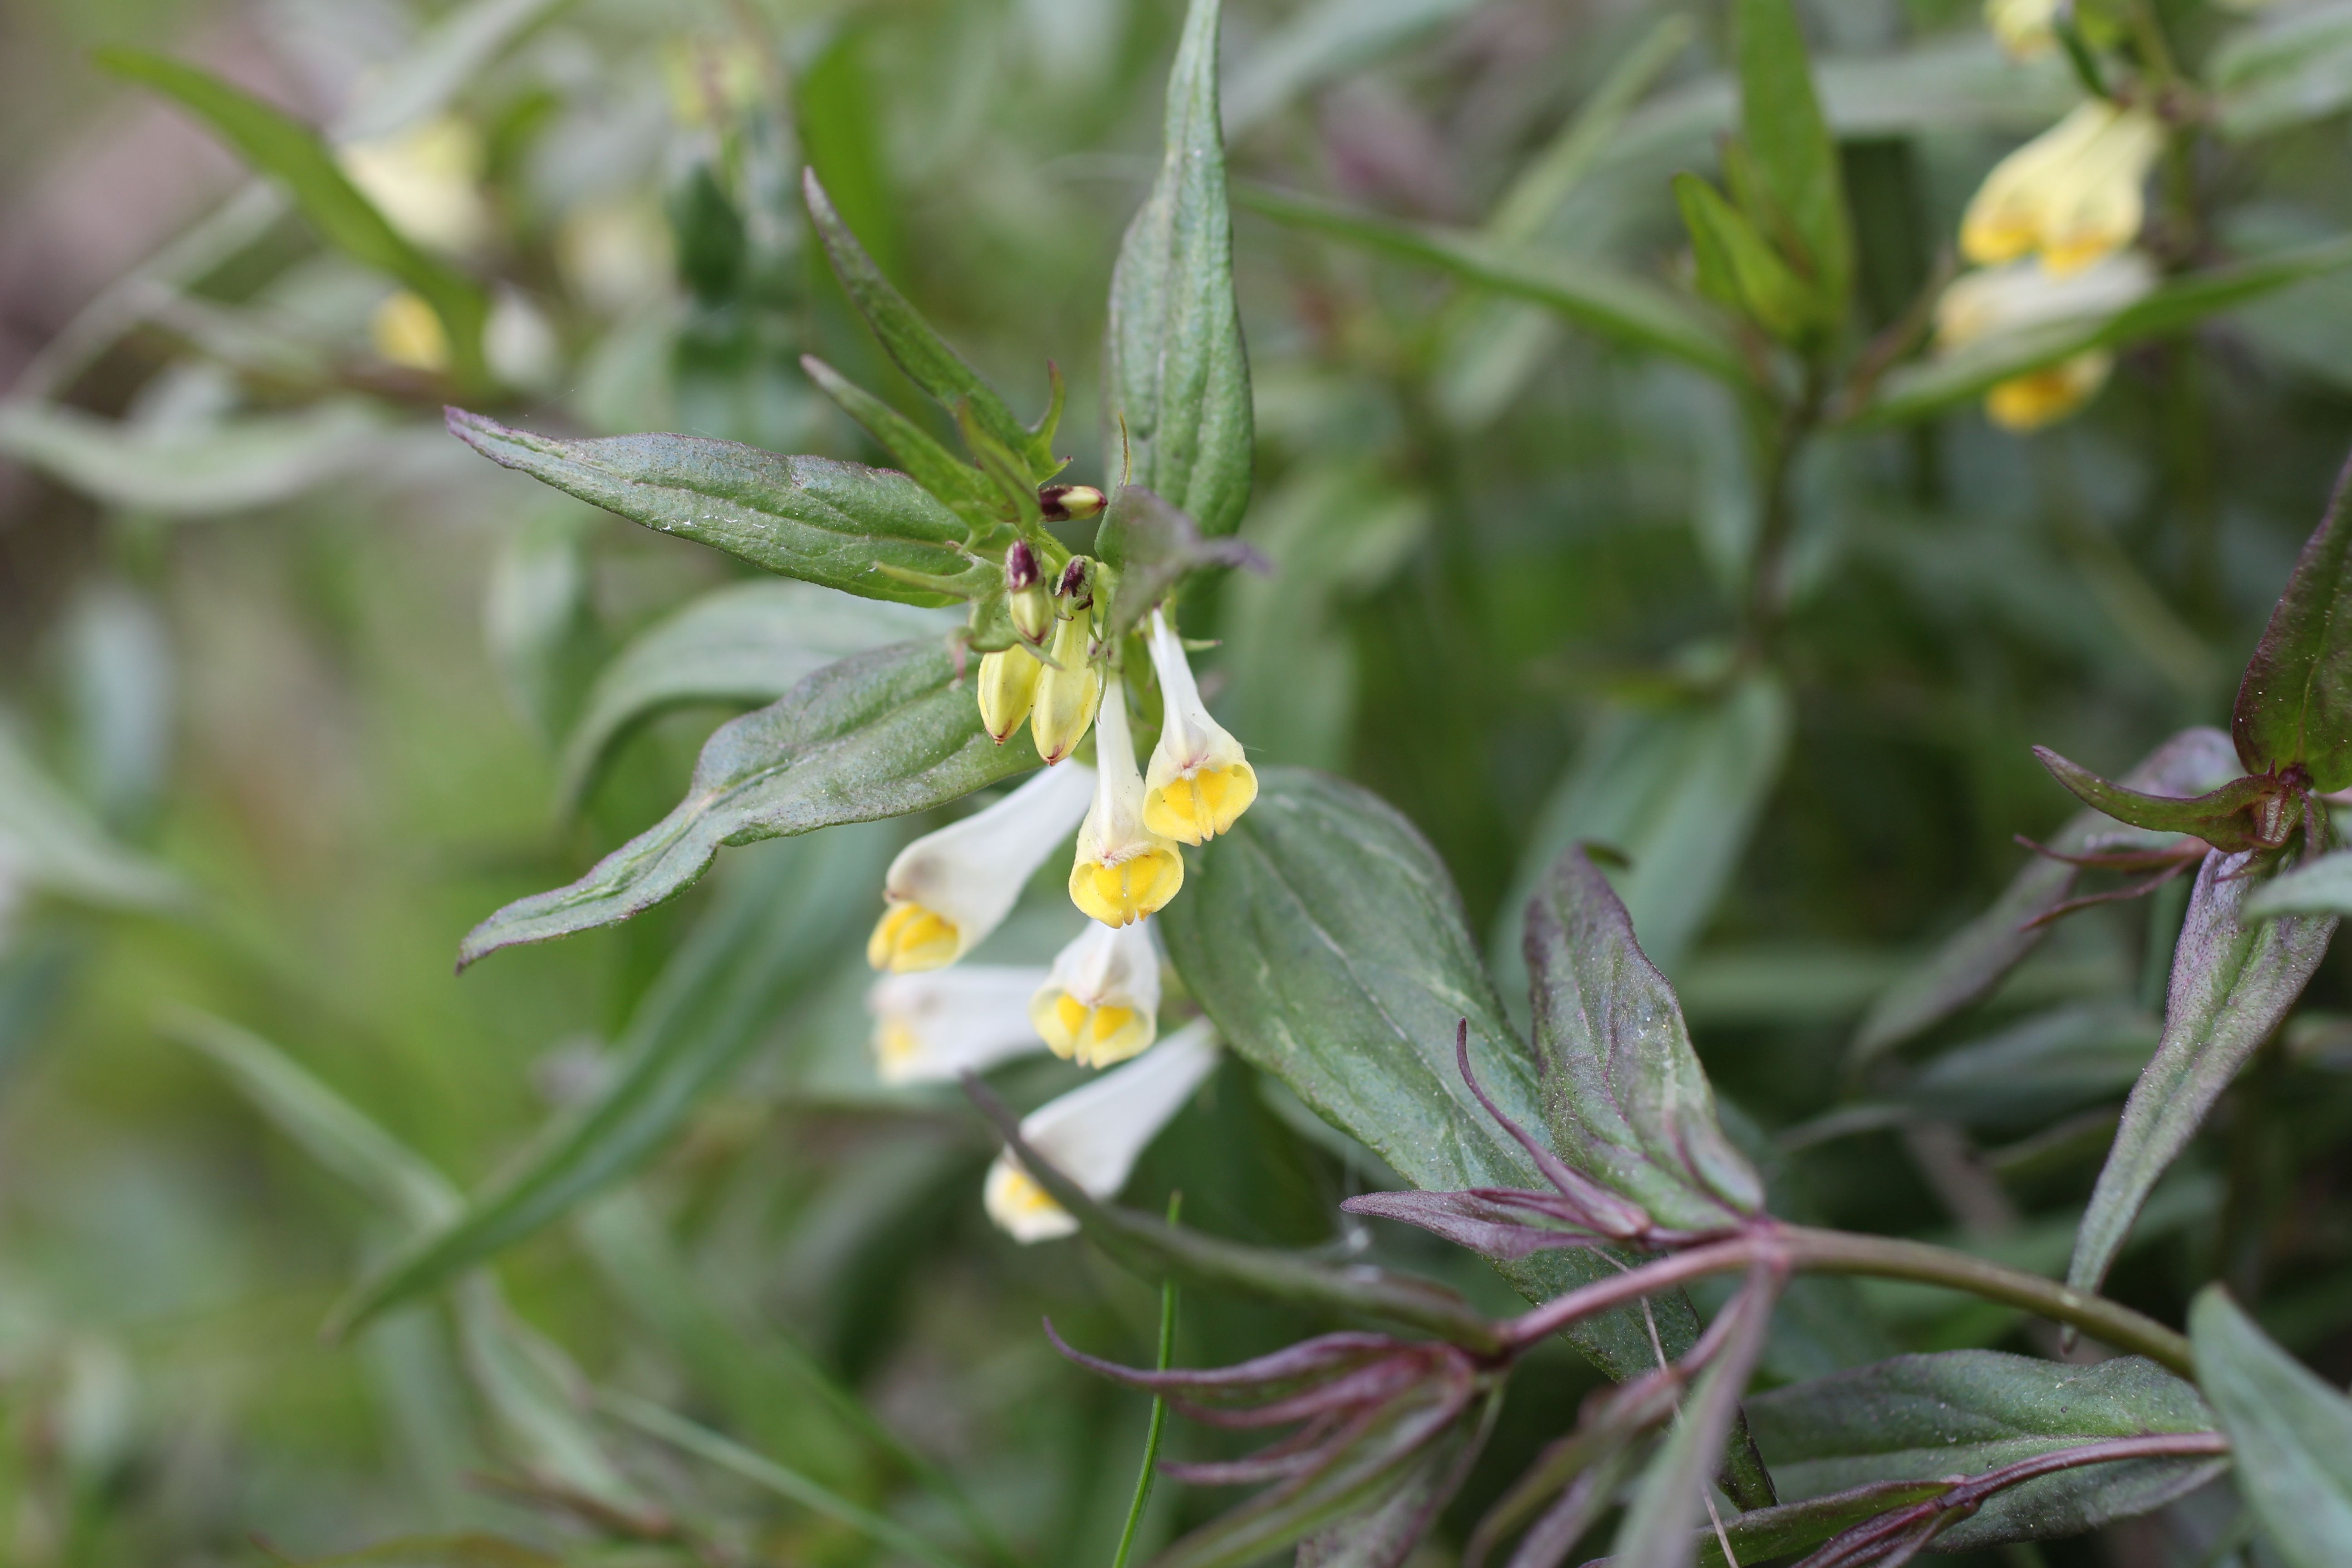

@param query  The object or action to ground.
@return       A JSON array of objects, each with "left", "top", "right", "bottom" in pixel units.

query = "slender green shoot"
[{"left": 1111, "top": 1193, "right": 1183, "bottom": 1568}]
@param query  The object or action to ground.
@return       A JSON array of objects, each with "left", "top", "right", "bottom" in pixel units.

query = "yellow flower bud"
[
  {"left": 1068, "top": 675, "right": 1185, "bottom": 927},
  {"left": 370, "top": 291, "right": 451, "bottom": 372},
  {"left": 1984, "top": 353, "right": 2113, "bottom": 430},
  {"left": 976, "top": 647, "right": 1041, "bottom": 742},
  {"left": 1142, "top": 611, "right": 1257, "bottom": 845},
  {"left": 1960, "top": 102, "right": 2163, "bottom": 277},
  {"left": 1039, "top": 484, "right": 1107, "bottom": 522},
  {"left": 1984, "top": 0, "right": 2058, "bottom": 59},
  {"left": 1030, "top": 612, "right": 1102, "bottom": 765}
]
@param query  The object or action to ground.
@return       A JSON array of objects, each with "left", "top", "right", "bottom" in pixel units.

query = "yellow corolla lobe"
[
  {"left": 1068, "top": 849, "right": 1184, "bottom": 929},
  {"left": 1960, "top": 102, "right": 2162, "bottom": 277},
  {"left": 867, "top": 901, "right": 960, "bottom": 972},
  {"left": 1144, "top": 764, "right": 1258, "bottom": 846}
]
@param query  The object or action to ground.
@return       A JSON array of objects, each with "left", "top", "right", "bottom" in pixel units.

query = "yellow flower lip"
[
  {"left": 1069, "top": 848, "right": 1184, "bottom": 928},
  {"left": 1030, "top": 919, "right": 1160, "bottom": 1066},
  {"left": 1960, "top": 102, "right": 2162, "bottom": 278},
  {"left": 1069, "top": 675, "right": 1186, "bottom": 926},
  {"left": 869, "top": 763, "right": 1096, "bottom": 970},
  {"left": 1142, "top": 610, "right": 1257, "bottom": 845},
  {"left": 867, "top": 900, "right": 960, "bottom": 972}
]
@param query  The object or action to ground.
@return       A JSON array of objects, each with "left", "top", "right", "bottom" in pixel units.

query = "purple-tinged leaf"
[
  {"left": 2069, "top": 821, "right": 2338, "bottom": 1298},
  {"left": 1293, "top": 1393, "right": 1499, "bottom": 1568},
  {"left": 1450, "top": 1020, "right": 1654, "bottom": 1240},
  {"left": 2234, "top": 450, "right": 2352, "bottom": 790},
  {"left": 1849, "top": 727, "right": 2242, "bottom": 1067},
  {"left": 1469, "top": 1358, "right": 1691, "bottom": 1568},
  {"left": 1525, "top": 846, "right": 1764, "bottom": 1232},
  {"left": 1341, "top": 1191, "right": 1605, "bottom": 1260},
  {"left": 1045, "top": 1323, "right": 1398, "bottom": 1401},
  {"left": 2033, "top": 748, "right": 2296, "bottom": 855}
]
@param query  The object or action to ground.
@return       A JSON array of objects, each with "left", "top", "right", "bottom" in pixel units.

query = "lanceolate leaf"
[
  {"left": 2245, "top": 846, "right": 2352, "bottom": 918},
  {"left": 2034, "top": 747, "right": 2288, "bottom": 854},
  {"left": 2190, "top": 1286, "right": 2352, "bottom": 1568},
  {"left": 554, "top": 581, "right": 945, "bottom": 810},
  {"left": 1106, "top": 0, "right": 1254, "bottom": 537},
  {"left": 97, "top": 49, "right": 490, "bottom": 389},
  {"left": 1292, "top": 1394, "right": 1502, "bottom": 1568},
  {"left": 1673, "top": 173, "right": 1813, "bottom": 343},
  {"left": 1235, "top": 184, "right": 1745, "bottom": 382},
  {"left": 2068, "top": 825, "right": 2338, "bottom": 1298},
  {"left": 1745, "top": 1352, "right": 2222, "bottom": 1552},
  {"left": 1850, "top": 726, "right": 2242, "bottom": 1067},
  {"left": 798, "top": 354, "right": 1005, "bottom": 528},
  {"left": 802, "top": 171, "right": 1051, "bottom": 476},
  {"left": 1095, "top": 485, "right": 1266, "bottom": 637},
  {"left": 460, "top": 641, "right": 1038, "bottom": 965},
  {"left": 1609, "top": 1274, "right": 1777, "bottom": 1568},
  {"left": 341, "top": 827, "right": 888, "bottom": 1335},
  {"left": 1524, "top": 845, "right": 1764, "bottom": 1232},
  {"left": 1155, "top": 768, "right": 1700, "bottom": 1382},
  {"left": 2234, "top": 451, "right": 2352, "bottom": 790},
  {"left": 446, "top": 409, "right": 987, "bottom": 606},
  {"left": 1734, "top": 0, "right": 1852, "bottom": 308}
]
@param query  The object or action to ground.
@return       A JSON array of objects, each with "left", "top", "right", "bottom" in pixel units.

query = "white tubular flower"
[
  {"left": 984, "top": 1020, "right": 1221, "bottom": 1243},
  {"left": 1143, "top": 611, "right": 1258, "bottom": 846},
  {"left": 1030, "top": 919, "right": 1161, "bottom": 1068},
  {"left": 1068, "top": 676, "right": 1184, "bottom": 927},
  {"left": 868, "top": 966, "right": 1052, "bottom": 1083},
  {"left": 868, "top": 763, "right": 1096, "bottom": 972},
  {"left": 338, "top": 116, "right": 491, "bottom": 255},
  {"left": 1961, "top": 101, "right": 2165, "bottom": 277},
  {"left": 1936, "top": 252, "right": 2158, "bottom": 431}
]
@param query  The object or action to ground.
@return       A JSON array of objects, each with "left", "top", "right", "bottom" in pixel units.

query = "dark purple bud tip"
[
  {"left": 1039, "top": 483, "right": 1106, "bottom": 522},
  {"left": 1058, "top": 558, "right": 1089, "bottom": 598},
  {"left": 1005, "top": 539, "right": 1040, "bottom": 591}
]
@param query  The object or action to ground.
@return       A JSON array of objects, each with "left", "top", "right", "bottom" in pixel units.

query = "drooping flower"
[
  {"left": 1031, "top": 919, "right": 1161, "bottom": 1068},
  {"left": 977, "top": 647, "right": 1043, "bottom": 743},
  {"left": 1961, "top": 101, "right": 2165, "bottom": 276},
  {"left": 984, "top": 1019, "right": 1220, "bottom": 1242},
  {"left": 370, "top": 291, "right": 450, "bottom": 373},
  {"left": 1068, "top": 676, "right": 1184, "bottom": 927},
  {"left": 867, "top": 965, "right": 1053, "bottom": 1083},
  {"left": 1935, "top": 251, "right": 2158, "bottom": 431},
  {"left": 868, "top": 762, "right": 1095, "bottom": 972},
  {"left": 1030, "top": 611, "right": 1102, "bottom": 765},
  {"left": 338, "top": 115, "right": 491, "bottom": 255},
  {"left": 1142, "top": 611, "right": 1257, "bottom": 846},
  {"left": 1984, "top": 0, "right": 2058, "bottom": 59}
]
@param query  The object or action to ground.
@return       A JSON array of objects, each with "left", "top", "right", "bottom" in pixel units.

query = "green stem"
[
  {"left": 1111, "top": 1194, "right": 1183, "bottom": 1568},
  {"left": 1739, "top": 361, "right": 1830, "bottom": 664}
]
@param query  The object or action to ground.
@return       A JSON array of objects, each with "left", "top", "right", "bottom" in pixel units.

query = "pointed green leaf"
[
  {"left": 1237, "top": 183, "right": 1745, "bottom": 381},
  {"left": 1291, "top": 1393, "right": 1501, "bottom": 1568},
  {"left": 96, "top": 49, "right": 490, "bottom": 389},
  {"left": 2034, "top": 747, "right": 2287, "bottom": 853},
  {"left": 1672, "top": 174, "right": 1813, "bottom": 343},
  {"left": 1850, "top": 727, "right": 2241, "bottom": 1066},
  {"left": 1106, "top": 0, "right": 1254, "bottom": 536},
  {"left": 341, "top": 827, "right": 889, "bottom": 1335},
  {"left": 2245, "top": 845, "right": 2352, "bottom": 918},
  {"left": 0, "top": 720, "right": 187, "bottom": 912},
  {"left": 0, "top": 398, "right": 388, "bottom": 517},
  {"left": 1609, "top": 1277, "right": 1776, "bottom": 1568},
  {"left": 1747, "top": 1352, "right": 2222, "bottom": 1553},
  {"left": 1155, "top": 768, "right": 1696, "bottom": 1382},
  {"left": 1525, "top": 846, "right": 1764, "bottom": 1232},
  {"left": 2234, "top": 455, "right": 2352, "bottom": 789},
  {"left": 2190, "top": 1286, "right": 2352, "bottom": 1568},
  {"left": 556, "top": 581, "right": 944, "bottom": 811},
  {"left": 2069, "top": 825, "right": 2338, "bottom": 1297},
  {"left": 446, "top": 408, "right": 985, "bottom": 606},
  {"left": 798, "top": 354, "right": 1004, "bottom": 528},
  {"left": 1095, "top": 485, "right": 1264, "bottom": 638},
  {"left": 1734, "top": 0, "right": 1852, "bottom": 308},
  {"left": 802, "top": 169, "right": 1047, "bottom": 476},
  {"left": 460, "top": 641, "right": 1037, "bottom": 964}
]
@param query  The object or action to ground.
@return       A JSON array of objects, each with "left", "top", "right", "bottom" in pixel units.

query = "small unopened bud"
[
  {"left": 1010, "top": 586, "right": 1053, "bottom": 645},
  {"left": 1039, "top": 484, "right": 1106, "bottom": 523},
  {"left": 1005, "top": 540, "right": 1042, "bottom": 592},
  {"left": 1057, "top": 557, "right": 1093, "bottom": 608}
]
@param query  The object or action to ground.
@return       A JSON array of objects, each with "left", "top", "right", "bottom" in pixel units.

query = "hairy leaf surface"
[
  {"left": 2234, "top": 454, "right": 2352, "bottom": 789},
  {"left": 2190, "top": 1286, "right": 2352, "bottom": 1568}
]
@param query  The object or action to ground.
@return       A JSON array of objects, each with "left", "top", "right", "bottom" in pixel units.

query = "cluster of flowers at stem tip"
[
  {"left": 858, "top": 526, "right": 1258, "bottom": 1240},
  {"left": 1933, "top": 0, "right": 2178, "bottom": 430}
]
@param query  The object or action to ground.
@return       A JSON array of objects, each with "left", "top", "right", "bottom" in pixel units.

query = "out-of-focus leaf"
[
  {"left": 0, "top": 399, "right": 387, "bottom": 516},
  {"left": 2190, "top": 1286, "right": 2352, "bottom": 1568},
  {"left": 556, "top": 580, "right": 944, "bottom": 810},
  {"left": 1734, "top": 0, "right": 1851, "bottom": 311},
  {"left": 59, "top": 582, "right": 173, "bottom": 824},
  {"left": 1493, "top": 675, "right": 1791, "bottom": 1006},
  {"left": 95, "top": 49, "right": 490, "bottom": 387},
  {"left": 1236, "top": 185, "right": 1746, "bottom": 382},
  {"left": 261, "top": 1533, "right": 566, "bottom": 1568},
  {"left": 1156, "top": 768, "right": 1695, "bottom": 1382},
  {"left": 452, "top": 1277, "right": 661, "bottom": 1519},
  {"left": 1673, "top": 173, "right": 1812, "bottom": 342},
  {"left": 340, "top": 825, "right": 891, "bottom": 1333},
  {"left": 333, "top": 0, "right": 569, "bottom": 142},
  {"left": 1608, "top": 1276, "right": 1775, "bottom": 1568},
  {"left": 802, "top": 170, "right": 1048, "bottom": 477},
  {"left": 2069, "top": 831, "right": 2338, "bottom": 1298},
  {"left": 0, "top": 720, "right": 186, "bottom": 911},
  {"left": 1746, "top": 1352, "right": 2222, "bottom": 1552},
  {"left": 1681, "top": 1482, "right": 1952, "bottom": 1568},
  {"left": 459, "top": 642, "right": 1031, "bottom": 962},
  {"left": 1899, "top": 1004, "right": 2157, "bottom": 1122},
  {"left": 2212, "top": 0, "right": 2352, "bottom": 141},
  {"left": 1094, "top": 485, "right": 1263, "bottom": 636},
  {"left": 1485, "top": 15, "right": 1695, "bottom": 245},
  {"left": 2235, "top": 456, "right": 2352, "bottom": 789},
  {"left": 799, "top": 354, "right": 1003, "bottom": 527},
  {"left": 1858, "top": 239, "right": 2352, "bottom": 426},
  {"left": 446, "top": 408, "right": 985, "bottom": 607},
  {"left": 2247, "top": 846, "right": 2352, "bottom": 918},
  {"left": 2033, "top": 750, "right": 2284, "bottom": 854},
  {"left": 1221, "top": 0, "right": 1480, "bottom": 133},
  {"left": 1524, "top": 844, "right": 1764, "bottom": 1231},
  {"left": 1290, "top": 1392, "right": 1500, "bottom": 1568},
  {"left": 484, "top": 508, "right": 603, "bottom": 746},
  {"left": 1850, "top": 727, "right": 2241, "bottom": 1067},
  {"left": 1106, "top": 0, "right": 1253, "bottom": 538}
]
